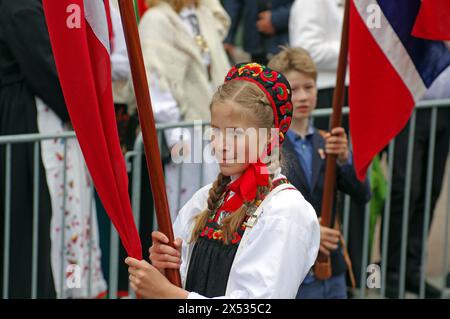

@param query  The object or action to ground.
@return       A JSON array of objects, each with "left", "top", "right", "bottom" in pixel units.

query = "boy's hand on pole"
[
  {"left": 324, "top": 127, "right": 349, "bottom": 165},
  {"left": 318, "top": 218, "right": 341, "bottom": 257}
]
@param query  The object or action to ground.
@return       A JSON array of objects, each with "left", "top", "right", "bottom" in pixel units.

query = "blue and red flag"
[{"left": 349, "top": 0, "right": 450, "bottom": 180}]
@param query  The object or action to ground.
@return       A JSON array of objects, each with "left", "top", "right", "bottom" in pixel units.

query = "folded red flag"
[{"left": 43, "top": 0, "right": 142, "bottom": 259}]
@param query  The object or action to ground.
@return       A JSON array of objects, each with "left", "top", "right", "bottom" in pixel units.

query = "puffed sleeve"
[
  {"left": 187, "top": 188, "right": 320, "bottom": 299},
  {"left": 148, "top": 73, "right": 190, "bottom": 148}
]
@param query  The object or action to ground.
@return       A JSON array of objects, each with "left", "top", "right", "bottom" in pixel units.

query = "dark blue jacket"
[
  {"left": 223, "top": 0, "right": 293, "bottom": 55},
  {"left": 282, "top": 128, "right": 372, "bottom": 276}
]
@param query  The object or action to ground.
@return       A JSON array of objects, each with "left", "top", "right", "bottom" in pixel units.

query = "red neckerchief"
[{"left": 220, "top": 159, "right": 270, "bottom": 212}]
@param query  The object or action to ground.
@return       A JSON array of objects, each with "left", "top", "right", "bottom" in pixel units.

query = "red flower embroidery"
[
  {"left": 207, "top": 228, "right": 214, "bottom": 239},
  {"left": 212, "top": 230, "right": 223, "bottom": 240},
  {"left": 280, "top": 102, "right": 293, "bottom": 116},
  {"left": 260, "top": 70, "right": 278, "bottom": 83},
  {"left": 226, "top": 67, "right": 238, "bottom": 80},
  {"left": 279, "top": 117, "right": 292, "bottom": 133},
  {"left": 231, "top": 232, "right": 242, "bottom": 244},
  {"left": 239, "top": 63, "right": 263, "bottom": 77},
  {"left": 273, "top": 83, "right": 288, "bottom": 101}
]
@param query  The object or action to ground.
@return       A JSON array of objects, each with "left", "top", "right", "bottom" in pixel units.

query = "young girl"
[{"left": 125, "top": 63, "right": 320, "bottom": 299}]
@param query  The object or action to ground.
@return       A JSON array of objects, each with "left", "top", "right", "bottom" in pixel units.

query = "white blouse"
[{"left": 173, "top": 172, "right": 321, "bottom": 299}]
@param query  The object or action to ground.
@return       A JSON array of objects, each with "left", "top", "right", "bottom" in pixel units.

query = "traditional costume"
[{"left": 172, "top": 63, "right": 320, "bottom": 298}]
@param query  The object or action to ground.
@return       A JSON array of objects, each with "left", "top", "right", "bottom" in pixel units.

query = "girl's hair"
[
  {"left": 190, "top": 80, "right": 277, "bottom": 244},
  {"left": 146, "top": 0, "right": 199, "bottom": 13}
]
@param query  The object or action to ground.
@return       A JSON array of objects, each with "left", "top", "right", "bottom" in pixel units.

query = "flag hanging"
[
  {"left": 349, "top": 0, "right": 450, "bottom": 180},
  {"left": 43, "top": 0, "right": 142, "bottom": 259},
  {"left": 412, "top": 0, "right": 450, "bottom": 41}
]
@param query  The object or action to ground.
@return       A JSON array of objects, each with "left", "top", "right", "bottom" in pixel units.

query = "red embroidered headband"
[{"left": 224, "top": 62, "right": 293, "bottom": 144}]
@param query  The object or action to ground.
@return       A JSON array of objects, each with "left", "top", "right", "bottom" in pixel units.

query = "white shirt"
[
  {"left": 173, "top": 171, "right": 321, "bottom": 299},
  {"left": 289, "top": 0, "right": 349, "bottom": 90},
  {"left": 109, "top": 0, "right": 130, "bottom": 81}
]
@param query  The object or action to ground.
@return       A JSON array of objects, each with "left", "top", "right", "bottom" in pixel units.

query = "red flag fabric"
[
  {"left": 43, "top": 0, "right": 142, "bottom": 259},
  {"left": 137, "top": 0, "right": 149, "bottom": 17},
  {"left": 412, "top": 0, "right": 450, "bottom": 41},
  {"left": 349, "top": 0, "right": 450, "bottom": 181}
]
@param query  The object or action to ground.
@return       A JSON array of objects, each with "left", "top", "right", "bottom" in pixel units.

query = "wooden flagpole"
[
  {"left": 314, "top": 0, "right": 350, "bottom": 280},
  {"left": 117, "top": 0, "right": 182, "bottom": 287}
]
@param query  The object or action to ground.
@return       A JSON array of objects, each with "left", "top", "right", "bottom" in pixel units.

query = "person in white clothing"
[
  {"left": 125, "top": 63, "right": 320, "bottom": 299},
  {"left": 289, "top": 0, "right": 348, "bottom": 130}
]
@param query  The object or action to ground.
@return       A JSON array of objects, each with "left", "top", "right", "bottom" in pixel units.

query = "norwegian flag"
[
  {"left": 349, "top": 0, "right": 450, "bottom": 180},
  {"left": 43, "top": 0, "right": 142, "bottom": 259}
]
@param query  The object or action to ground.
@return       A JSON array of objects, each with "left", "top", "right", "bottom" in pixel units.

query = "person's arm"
[
  {"left": 126, "top": 185, "right": 211, "bottom": 298},
  {"left": 222, "top": 0, "right": 244, "bottom": 45},
  {"left": 110, "top": 0, "right": 130, "bottom": 82},
  {"left": 1, "top": 0, "right": 69, "bottom": 122},
  {"left": 289, "top": 0, "right": 340, "bottom": 71},
  {"left": 270, "top": 1, "right": 294, "bottom": 33},
  {"left": 336, "top": 153, "right": 372, "bottom": 204},
  {"left": 189, "top": 190, "right": 321, "bottom": 299},
  {"left": 148, "top": 75, "right": 190, "bottom": 149},
  {"left": 126, "top": 257, "right": 189, "bottom": 299}
]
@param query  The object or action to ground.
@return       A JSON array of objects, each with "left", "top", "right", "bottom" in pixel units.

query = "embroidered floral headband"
[{"left": 224, "top": 62, "right": 293, "bottom": 145}]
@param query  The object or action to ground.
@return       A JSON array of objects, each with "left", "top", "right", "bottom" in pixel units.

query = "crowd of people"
[{"left": 0, "top": 0, "right": 449, "bottom": 299}]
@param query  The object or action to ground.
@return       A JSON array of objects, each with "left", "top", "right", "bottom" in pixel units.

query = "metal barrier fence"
[{"left": 1, "top": 99, "right": 449, "bottom": 299}]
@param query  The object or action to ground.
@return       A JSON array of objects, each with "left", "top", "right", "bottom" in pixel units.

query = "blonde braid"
[{"left": 190, "top": 173, "right": 230, "bottom": 243}]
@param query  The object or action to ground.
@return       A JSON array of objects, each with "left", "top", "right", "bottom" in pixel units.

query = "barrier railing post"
[
  {"left": 380, "top": 140, "right": 395, "bottom": 298},
  {"left": 2, "top": 144, "right": 11, "bottom": 299},
  {"left": 31, "top": 142, "right": 40, "bottom": 299},
  {"left": 419, "top": 107, "right": 438, "bottom": 298},
  {"left": 399, "top": 111, "right": 416, "bottom": 298}
]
